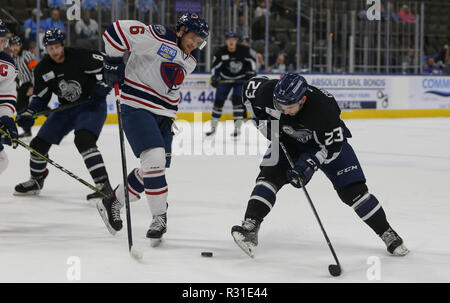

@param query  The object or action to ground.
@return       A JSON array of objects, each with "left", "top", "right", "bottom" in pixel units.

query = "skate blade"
[
  {"left": 232, "top": 231, "right": 255, "bottom": 258},
  {"left": 392, "top": 244, "right": 409, "bottom": 256},
  {"left": 149, "top": 238, "right": 162, "bottom": 247},
  {"left": 13, "top": 190, "right": 40, "bottom": 196},
  {"left": 95, "top": 201, "right": 117, "bottom": 236}
]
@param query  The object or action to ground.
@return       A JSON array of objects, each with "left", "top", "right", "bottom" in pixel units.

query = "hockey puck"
[{"left": 201, "top": 252, "right": 213, "bottom": 257}]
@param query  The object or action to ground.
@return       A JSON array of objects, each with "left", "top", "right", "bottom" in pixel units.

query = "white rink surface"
[{"left": 0, "top": 118, "right": 449, "bottom": 283}]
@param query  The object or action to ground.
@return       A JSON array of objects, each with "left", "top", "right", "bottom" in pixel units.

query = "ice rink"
[{"left": 0, "top": 118, "right": 449, "bottom": 283}]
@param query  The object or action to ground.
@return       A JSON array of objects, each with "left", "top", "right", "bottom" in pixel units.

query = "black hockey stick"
[
  {"left": 0, "top": 127, "right": 106, "bottom": 197},
  {"left": 113, "top": 83, "right": 142, "bottom": 261},
  {"left": 195, "top": 79, "right": 247, "bottom": 84},
  {"left": 279, "top": 141, "right": 342, "bottom": 277},
  {"left": 32, "top": 98, "right": 91, "bottom": 118}
]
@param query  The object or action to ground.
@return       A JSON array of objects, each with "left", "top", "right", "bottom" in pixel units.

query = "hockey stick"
[
  {"left": 279, "top": 142, "right": 342, "bottom": 277},
  {"left": 0, "top": 128, "right": 106, "bottom": 197},
  {"left": 195, "top": 79, "right": 247, "bottom": 84},
  {"left": 32, "top": 99, "right": 91, "bottom": 118},
  {"left": 113, "top": 83, "right": 142, "bottom": 261}
]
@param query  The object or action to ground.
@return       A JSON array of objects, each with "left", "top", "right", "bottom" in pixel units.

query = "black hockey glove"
[
  {"left": 16, "top": 108, "right": 37, "bottom": 130},
  {"left": 0, "top": 116, "right": 18, "bottom": 148},
  {"left": 287, "top": 153, "right": 319, "bottom": 188},
  {"left": 211, "top": 75, "right": 220, "bottom": 88},
  {"left": 245, "top": 70, "right": 257, "bottom": 80},
  {"left": 103, "top": 56, "right": 125, "bottom": 88}
]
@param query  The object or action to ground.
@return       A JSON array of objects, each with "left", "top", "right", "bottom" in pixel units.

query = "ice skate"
[
  {"left": 380, "top": 227, "right": 409, "bottom": 256},
  {"left": 18, "top": 129, "right": 32, "bottom": 139},
  {"left": 205, "top": 127, "right": 216, "bottom": 137},
  {"left": 230, "top": 127, "right": 241, "bottom": 138},
  {"left": 231, "top": 218, "right": 261, "bottom": 258},
  {"left": 87, "top": 180, "right": 113, "bottom": 201},
  {"left": 96, "top": 189, "right": 123, "bottom": 235},
  {"left": 146, "top": 213, "right": 167, "bottom": 247},
  {"left": 14, "top": 169, "right": 48, "bottom": 196}
]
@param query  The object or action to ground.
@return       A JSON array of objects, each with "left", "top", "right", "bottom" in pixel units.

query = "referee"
[{"left": 8, "top": 36, "right": 37, "bottom": 138}]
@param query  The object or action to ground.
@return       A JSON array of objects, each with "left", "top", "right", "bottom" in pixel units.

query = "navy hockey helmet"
[
  {"left": 43, "top": 28, "right": 66, "bottom": 46},
  {"left": 225, "top": 32, "right": 239, "bottom": 39},
  {"left": 8, "top": 35, "right": 21, "bottom": 46},
  {"left": 273, "top": 72, "right": 308, "bottom": 110},
  {"left": 176, "top": 13, "right": 209, "bottom": 50},
  {"left": 0, "top": 19, "right": 9, "bottom": 37}
]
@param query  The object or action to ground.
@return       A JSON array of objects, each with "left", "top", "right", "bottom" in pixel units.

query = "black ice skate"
[
  {"left": 18, "top": 129, "right": 32, "bottom": 139},
  {"left": 87, "top": 180, "right": 113, "bottom": 201},
  {"left": 146, "top": 213, "right": 167, "bottom": 247},
  {"left": 205, "top": 127, "right": 216, "bottom": 137},
  {"left": 380, "top": 227, "right": 409, "bottom": 256},
  {"left": 231, "top": 218, "right": 261, "bottom": 258},
  {"left": 14, "top": 169, "right": 49, "bottom": 196},
  {"left": 96, "top": 189, "right": 123, "bottom": 235}
]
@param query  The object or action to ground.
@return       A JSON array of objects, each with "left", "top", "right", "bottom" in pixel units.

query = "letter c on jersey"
[
  {"left": 0, "top": 64, "right": 8, "bottom": 77},
  {"left": 160, "top": 62, "right": 185, "bottom": 91}
]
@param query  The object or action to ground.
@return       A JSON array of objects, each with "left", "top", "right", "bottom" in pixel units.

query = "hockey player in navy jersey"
[
  {"left": 14, "top": 28, "right": 112, "bottom": 200},
  {"left": 0, "top": 19, "right": 18, "bottom": 174},
  {"left": 231, "top": 73, "right": 409, "bottom": 258},
  {"left": 97, "top": 13, "right": 209, "bottom": 246}
]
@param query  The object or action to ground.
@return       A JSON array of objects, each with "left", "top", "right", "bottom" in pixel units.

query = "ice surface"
[{"left": 0, "top": 118, "right": 449, "bottom": 282}]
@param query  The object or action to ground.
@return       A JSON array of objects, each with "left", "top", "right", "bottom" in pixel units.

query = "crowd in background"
[{"left": 1, "top": 0, "right": 449, "bottom": 75}]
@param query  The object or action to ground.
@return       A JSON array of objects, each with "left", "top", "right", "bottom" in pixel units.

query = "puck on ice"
[{"left": 201, "top": 252, "right": 213, "bottom": 257}]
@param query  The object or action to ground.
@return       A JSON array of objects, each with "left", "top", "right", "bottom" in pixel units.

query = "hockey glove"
[
  {"left": 16, "top": 108, "right": 36, "bottom": 130},
  {"left": 0, "top": 116, "right": 18, "bottom": 148},
  {"left": 287, "top": 153, "right": 319, "bottom": 188},
  {"left": 103, "top": 56, "right": 125, "bottom": 88},
  {"left": 245, "top": 70, "right": 257, "bottom": 80},
  {"left": 211, "top": 75, "right": 221, "bottom": 88}
]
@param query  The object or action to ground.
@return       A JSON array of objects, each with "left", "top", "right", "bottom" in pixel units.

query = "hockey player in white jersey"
[
  {"left": 97, "top": 13, "right": 209, "bottom": 246},
  {"left": 0, "top": 19, "right": 18, "bottom": 174}
]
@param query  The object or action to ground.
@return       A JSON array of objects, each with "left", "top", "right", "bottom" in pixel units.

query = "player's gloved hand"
[
  {"left": 0, "top": 116, "right": 19, "bottom": 148},
  {"left": 16, "top": 108, "right": 36, "bottom": 130},
  {"left": 211, "top": 75, "right": 220, "bottom": 88},
  {"left": 245, "top": 70, "right": 257, "bottom": 80},
  {"left": 103, "top": 56, "right": 125, "bottom": 88},
  {"left": 287, "top": 153, "right": 319, "bottom": 188}
]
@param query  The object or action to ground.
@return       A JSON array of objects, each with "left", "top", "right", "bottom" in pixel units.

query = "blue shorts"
[
  {"left": 215, "top": 83, "right": 243, "bottom": 101},
  {"left": 37, "top": 100, "right": 107, "bottom": 145},
  {"left": 121, "top": 105, "right": 173, "bottom": 167}
]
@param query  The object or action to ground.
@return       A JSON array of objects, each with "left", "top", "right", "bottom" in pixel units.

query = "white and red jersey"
[
  {"left": 103, "top": 20, "right": 198, "bottom": 119},
  {"left": 0, "top": 51, "right": 17, "bottom": 118}
]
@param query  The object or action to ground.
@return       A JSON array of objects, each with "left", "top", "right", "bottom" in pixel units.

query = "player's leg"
[
  {"left": 12, "top": 110, "right": 73, "bottom": 196},
  {"left": 72, "top": 101, "right": 111, "bottom": 200},
  {"left": 232, "top": 144, "right": 291, "bottom": 257},
  {"left": 0, "top": 143, "right": 8, "bottom": 174},
  {"left": 321, "top": 141, "right": 408, "bottom": 256},
  {"left": 16, "top": 82, "right": 33, "bottom": 138},
  {"left": 230, "top": 83, "right": 245, "bottom": 137},
  {"left": 206, "top": 83, "right": 232, "bottom": 136}
]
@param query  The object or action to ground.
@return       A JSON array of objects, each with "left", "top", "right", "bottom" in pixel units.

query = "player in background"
[
  {"left": 0, "top": 20, "right": 18, "bottom": 174},
  {"left": 231, "top": 73, "right": 409, "bottom": 258},
  {"left": 14, "top": 28, "right": 112, "bottom": 200},
  {"left": 206, "top": 32, "right": 257, "bottom": 137},
  {"left": 97, "top": 13, "right": 209, "bottom": 246},
  {"left": 5, "top": 35, "right": 37, "bottom": 139}
]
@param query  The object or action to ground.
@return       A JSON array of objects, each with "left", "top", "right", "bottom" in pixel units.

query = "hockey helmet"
[
  {"left": 176, "top": 13, "right": 209, "bottom": 50},
  {"left": 8, "top": 35, "right": 21, "bottom": 46},
  {"left": 43, "top": 28, "right": 66, "bottom": 46},
  {"left": 0, "top": 19, "right": 9, "bottom": 37},
  {"left": 225, "top": 32, "right": 239, "bottom": 39},
  {"left": 273, "top": 72, "right": 308, "bottom": 110}
]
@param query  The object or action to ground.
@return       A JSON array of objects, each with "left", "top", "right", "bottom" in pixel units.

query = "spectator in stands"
[
  {"left": 75, "top": 9, "right": 99, "bottom": 50},
  {"left": 24, "top": 9, "right": 45, "bottom": 42},
  {"left": 401, "top": 48, "right": 415, "bottom": 74},
  {"left": 48, "top": 0, "right": 65, "bottom": 9},
  {"left": 424, "top": 57, "right": 441, "bottom": 75},
  {"left": 398, "top": 5, "right": 416, "bottom": 23},
  {"left": 267, "top": 53, "right": 287, "bottom": 73},
  {"left": 380, "top": 3, "right": 399, "bottom": 22},
  {"left": 254, "top": 0, "right": 271, "bottom": 18},
  {"left": 443, "top": 57, "right": 450, "bottom": 75},
  {"left": 43, "top": 8, "right": 66, "bottom": 32},
  {"left": 437, "top": 44, "right": 449, "bottom": 67},
  {"left": 236, "top": 14, "right": 246, "bottom": 40},
  {"left": 255, "top": 52, "right": 265, "bottom": 72},
  {"left": 251, "top": 16, "right": 266, "bottom": 43}
]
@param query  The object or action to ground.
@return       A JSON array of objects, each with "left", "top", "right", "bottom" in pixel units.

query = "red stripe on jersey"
[
  {"left": 124, "top": 78, "right": 179, "bottom": 104},
  {"left": 128, "top": 186, "right": 140, "bottom": 197},
  {"left": 144, "top": 169, "right": 164, "bottom": 175},
  {"left": 0, "top": 104, "right": 16, "bottom": 114},
  {"left": 115, "top": 21, "right": 130, "bottom": 51},
  {"left": 103, "top": 33, "right": 126, "bottom": 52},
  {"left": 0, "top": 59, "right": 15, "bottom": 69},
  {"left": 145, "top": 188, "right": 168, "bottom": 196},
  {"left": 0, "top": 95, "right": 17, "bottom": 99},
  {"left": 120, "top": 94, "right": 165, "bottom": 110},
  {"left": 148, "top": 25, "right": 178, "bottom": 47}
]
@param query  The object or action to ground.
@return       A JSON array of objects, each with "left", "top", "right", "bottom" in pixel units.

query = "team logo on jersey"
[
  {"left": 157, "top": 44, "right": 178, "bottom": 61},
  {"left": 42, "top": 71, "right": 56, "bottom": 82},
  {"left": 153, "top": 25, "right": 166, "bottom": 36},
  {"left": 282, "top": 125, "right": 312, "bottom": 143},
  {"left": 57, "top": 80, "right": 82, "bottom": 102},
  {"left": 160, "top": 62, "right": 185, "bottom": 91},
  {"left": 228, "top": 61, "right": 243, "bottom": 74}
]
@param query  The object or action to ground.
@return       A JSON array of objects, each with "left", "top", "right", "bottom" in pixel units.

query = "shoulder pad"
[
  {"left": 150, "top": 24, "right": 177, "bottom": 44},
  {"left": 0, "top": 52, "right": 16, "bottom": 67},
  {"left": 242, "top": 76, "right": 270, "bottom": 105}
]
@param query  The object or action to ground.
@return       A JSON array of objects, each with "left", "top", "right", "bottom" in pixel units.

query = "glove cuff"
[{"left": 105, "top": 56, "right": 124, "bottom": 64}]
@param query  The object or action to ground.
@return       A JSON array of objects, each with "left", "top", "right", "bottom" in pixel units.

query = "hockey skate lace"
[
  {"left": 150, "top": 215, "right": 166, "bottom": 231},
  {"left": 242, "top": 219, "right": 257, "bottom": 231},
  {"left": 381, "top": 229, "right": 397, "bottom": 246},
  {"left": 111, "top": 201, "right": 122, "bottom": 222}
]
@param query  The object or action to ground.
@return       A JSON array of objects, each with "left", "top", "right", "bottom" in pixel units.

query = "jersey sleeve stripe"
[
  {"left": 115, "top": 21, "right": 130, "bottom": 51},
  {"left": 103, "top": 32, "right": 127, "bottom": 52},
  {"left": 0, "top": 95, "right": 17, "bottom": 100},
  {"left": 122, "top": 85, "right": 178, "bottom": 110},
  {"left": 120, "top": 94, "right": 165, "bottom": 110},
  {"left": 0, "top": 103, "right": 16, "bottom": 115},
  {"left": 105, "top": 23, "right": 124, "bottom": 48},
  {"left": 148, "top": 25, "right": 178, "bottom": 47},
  {"left": 124, "top": 77, "right": 180, "bottom": 104},
  {"left": 0, "top": 59, "right": 16, "bottom": 69}
]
